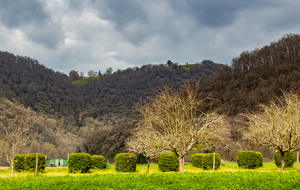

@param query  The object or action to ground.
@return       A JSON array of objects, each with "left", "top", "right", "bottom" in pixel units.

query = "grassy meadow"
[{"left": 1, "top": 162, "right": 300, "bottom": 189}]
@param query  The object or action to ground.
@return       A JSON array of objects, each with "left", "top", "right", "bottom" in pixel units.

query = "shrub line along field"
[{"left": 1, "top": 162, "right": 300, "bottom": 189}]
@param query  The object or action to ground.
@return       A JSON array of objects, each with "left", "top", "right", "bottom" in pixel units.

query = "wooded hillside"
[
  {"left": 0, "top": 51, "right": 222, "bottom": 163},
  {"left": 1, "top": 33, "right": 300, "bottom": 163}
]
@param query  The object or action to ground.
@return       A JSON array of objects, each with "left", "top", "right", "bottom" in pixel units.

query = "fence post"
[
  {"left": 35, "top": 153, "right": 38, "bottom": 175},
  {"left": 213, "top": 153, "right": 215, "bottom": 172},
  {"left": 297, "top": 152, "right": 299, "bottom": 170}
]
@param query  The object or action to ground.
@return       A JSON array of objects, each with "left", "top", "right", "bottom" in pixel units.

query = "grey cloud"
[
  {"left": 0, "top": 0, "right": 49, "bottom": 28},
  {"left": 0, "top": 0, "right": 300, "bottom": 75},
  {"left": 25, "top": 23, "right": 64, "bottom": 48},
  {"left": 92, "top": 0, "right": 149, "bottom": 45},
  {"left": 170, "top": 0, "right": 278, "bottom": 27},
  {"left": 97, "top": 0, "right": 147, "bottom": 27},
  {"left": 0, "top": 0, "right": 65, "bottom": 48}
]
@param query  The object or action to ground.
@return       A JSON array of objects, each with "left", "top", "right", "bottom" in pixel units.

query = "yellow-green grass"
[
  {"left": 3, "top": 172, "right": 300, "bottom": 189},
  {"left": 180, "top": 64, "right": 203, "bottom": 70},
  {"left": 72, "top": 76, "right": 100, "bottom": 85}
]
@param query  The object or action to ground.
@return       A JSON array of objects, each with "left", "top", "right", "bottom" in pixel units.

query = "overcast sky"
[{"left": 0, "top": 0, "right": 299, "bottom": 75}]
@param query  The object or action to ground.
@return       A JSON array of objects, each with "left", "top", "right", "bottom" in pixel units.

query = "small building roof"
[{"left": 46, "top": 157, "right": 68, "bottom": 160}]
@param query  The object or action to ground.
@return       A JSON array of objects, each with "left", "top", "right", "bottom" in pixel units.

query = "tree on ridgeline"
[
  {"left": 87, "top": 70, "right": 97, "bottom": 78},
  {"left": 80, "top": 72, "right": 85, "bottom": 79},
  {"left": 104, "top": 67, "right": 113, "bottom": 75},
  {"left": 69, "top": 70, "right": 80, "bottom": 82},
  {"left": 243, "top": 91, "right": 300, "bottom": 170}
]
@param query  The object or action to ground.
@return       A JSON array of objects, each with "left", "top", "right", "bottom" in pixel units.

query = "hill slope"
[{"left": 0, "top": 52, "right": 223, "bottom": 162}]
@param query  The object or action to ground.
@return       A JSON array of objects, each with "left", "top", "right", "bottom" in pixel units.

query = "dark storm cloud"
[
  {"left": 169, "top": 0, "right": 280, "bottom": 27},
  {"left": 94, "top": 0, "right": 279, "bottom": 29},
  {"left": 25, "top": 23, "right": 64, "bottom": 48},
  {"left": 91, "top": 0, "right": 282, "bottom": 48},
  {"left": 0, "top": 0, "right": 64, "bottom": 48},
  {"left": 96, "top": 0, "right": 147, "bottom": 27},
  {"left": 0, "top": 0, "right": 49, "bottom": 28},
  {"left": 0, "top": 0, "right": 299, "bottom": 75},
  {"left": 92, "top": 0, "right": 149, "bottom": 46}
]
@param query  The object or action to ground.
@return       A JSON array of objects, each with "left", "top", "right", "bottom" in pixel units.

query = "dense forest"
[
  {"left": 1, "top": 33, "right": 300, "bottom": 164},
  {"left": 197, "top": 34, "right": 300, "bottom": 115}
]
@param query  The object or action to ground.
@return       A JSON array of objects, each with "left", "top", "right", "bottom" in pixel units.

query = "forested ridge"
[
  {"left": 1, "top": 33, "right": 300, "bottom": 163},
  {"left": 198, "top": 34, "right": 300, "bottom": 115}
]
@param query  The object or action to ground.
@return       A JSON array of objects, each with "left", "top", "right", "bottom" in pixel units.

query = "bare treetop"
[
  {"left": 132, "top": 81, "right": 227, "bottom": 173},
  {"left": 243, "top": 92, "right": 300, "bottom": 170},
  {"left": 0, "top": 98, "right": 40, "bottom": 176}
]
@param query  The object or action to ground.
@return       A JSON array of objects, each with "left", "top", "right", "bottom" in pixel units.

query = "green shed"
[{"left": 46, "top": 157, "right": 68, "bottom": 166}]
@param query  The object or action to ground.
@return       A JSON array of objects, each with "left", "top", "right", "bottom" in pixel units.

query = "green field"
[
  {"left": 0, "top": 162, "right": 300, "bottom": 189},
  {"left": 72, "top": 76, "right": 101, "bottom": 85}
]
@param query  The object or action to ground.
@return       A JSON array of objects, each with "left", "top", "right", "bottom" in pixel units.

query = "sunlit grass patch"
[{"left": 2, "top": 171, "right": 300, "bottom": 189}]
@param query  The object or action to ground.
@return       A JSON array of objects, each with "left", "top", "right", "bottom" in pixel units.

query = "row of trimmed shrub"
[
  {"left": 162, "top": 151, "right": 295, "bottom": 171},
  {"left": 17, "top": 151, "right": 294, "bottom": 173},
  {"left": 69, "top": 153, "right": 138, "bottom": 173},
  {"left": 275, "top": 151, "right": 295, "bottom": 168},
  {"left": 93, "top": 151, "right": 296, "bottom": 173},
  {"left": 68, "top": 153, "right": 106, "bottom": 173},
  {"left": 191, "top": 153, "right": 222, "bottom": 170},
  {"left": 236, "top": 151, "right": 295, "bottom": 169},
  {"left": 103, "top": 152, "right": 222, "bottom": 172},
  {"left": 14, "top": 153, "right": 45, "bottom": 172}
]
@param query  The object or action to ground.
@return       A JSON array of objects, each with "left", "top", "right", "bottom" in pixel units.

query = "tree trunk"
[
  {"left": 11, "top": 162, "right": 14, "bottom": 176},
  {"left": 179, "top": 156, "right": 184, "bottom": 173},
  {"left": 147, "top": 157, "right": 150, "bottom": 174},
  {"left": 280, "top": 151, "right": 285, "bottom": 170}
]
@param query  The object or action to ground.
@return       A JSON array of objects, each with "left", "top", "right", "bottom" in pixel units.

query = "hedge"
[
  {"left": 91, "top": 155, "right": 106, "bottom": 169},
  {"left": 13, "top": 154, "right": 26, "bottom": 172},
  {"left": 275, "top": 151, "right": 295, "bottom": 168},
  {"left": 68, "top": 153, "right": 92, "bottom": 173},
  {"left": 158, "top": 153, "right": 179, "bottom": 172},
  {"left": 24, "top": 153, "right": 45, "bottom": 172},
  {"left": 115, "top": 153, "right": 137, "bottom": 172},
  {"left": 191, "top": 153, "right": 206, "bottom": 168},
  {"left": 237, "top": 151, "right": 263, "bottom": 169},
  {"left": 202, "top": 153, "right": 221, "bottom": 170}
]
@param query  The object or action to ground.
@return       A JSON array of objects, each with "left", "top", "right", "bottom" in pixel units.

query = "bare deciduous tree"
[
  {"left": 126, "top": 127, "right": 166, "bottom": 173},
  {"left": 243, "top": 92, "right": 300, "bottom": 170},
  {"left": 0, "top": 98, "right": 39, "bottom": 176},
  {"left": 137, "top": 82, "right": 226, "bottom": 173},
  {"left": 87, "top": 70, "right": 98, "bottom": 78}
]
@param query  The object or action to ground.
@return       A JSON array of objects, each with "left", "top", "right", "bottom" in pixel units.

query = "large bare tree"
[
  {"left": 0, "top": 98, "right": 40, "bottom": 176},
  {"left": 137, "top": 82, "right": 226, "bottom": 173},
  {"left": 243, "top": 92, "right": 300, "bottom": 170}
]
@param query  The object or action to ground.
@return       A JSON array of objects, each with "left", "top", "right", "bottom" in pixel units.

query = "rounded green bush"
[
  {"left": 115, "top": 153, "right": 137, "bottom": 172},
  {"left": 24, "top": 153, "right": 45, "bottom": 172},
  {"left": 191, "top": 153, "right": 205, "bottom": 168},
  {"left": 13, "top": 154, "right": 26, "bottom": 172},
  {"left": 91, "top": 155, "right": 106, "bottom": 169},
  {"left": 68, "top": 153, "right": 92, "bottom": 173},
  {"left": 158, "top": 153, "right": 179, "bottom": 172},
  {"left": 202, "top": 153, "right": 221, "bottom": 170},
  {"left": 237, "top": 151, "right": 263, "bottom": 169},
  {"left": 275, "top": 151, "right": 295, "bottom": 168}
]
